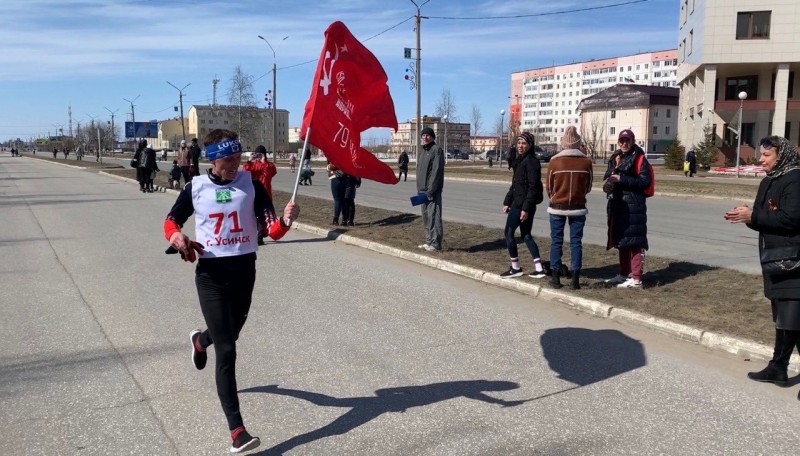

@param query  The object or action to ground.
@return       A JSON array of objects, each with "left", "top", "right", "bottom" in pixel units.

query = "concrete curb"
[
  {"left": 39, "top": 160, "right": 794, "bottom": 369},
  {"left": 291, "top": 221, "right": 799, "bottom": 370}
]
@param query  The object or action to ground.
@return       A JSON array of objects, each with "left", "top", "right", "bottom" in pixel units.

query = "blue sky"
[{"left": 0, "top": 0, "right": 678, "bottom": 143}]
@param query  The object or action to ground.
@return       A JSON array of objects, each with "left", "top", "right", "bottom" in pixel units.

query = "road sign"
[{"left": 404, "top": 48, "right": 412, "bottom": 59}]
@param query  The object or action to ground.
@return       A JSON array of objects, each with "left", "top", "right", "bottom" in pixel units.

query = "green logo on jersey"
[{"left": 215, "top": 189, "right": 232, "bottom": 203}]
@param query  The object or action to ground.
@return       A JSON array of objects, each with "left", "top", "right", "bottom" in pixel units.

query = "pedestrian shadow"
[
  {"left": 580, "top": 261, "right": 717, "bottom": 288},
  {"left": 241, "top": 380, "right": 527, "bottom": 455},
  {"left": 267, "top": 238, "right": 333, "bottom": 244},
  {"left": 372, "top": 213, "right": 418, "bottom": 227},
  {"left": 540, "top": 328, "right": 646, "bottom": 391},
  {"left": 453, "top": 238, "right": 506, "bottom": 253}
]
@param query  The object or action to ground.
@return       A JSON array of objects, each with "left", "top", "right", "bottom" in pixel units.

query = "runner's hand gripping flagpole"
[{"left": 299, "top": 21, "right": 399, "bottom": 185}]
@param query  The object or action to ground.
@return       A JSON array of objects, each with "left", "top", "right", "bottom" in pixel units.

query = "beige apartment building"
[
  {"left": 578, "top": 85, "right": 679, "bottom": 159},
  {"left": 186, "top": 105, "right": 289, "bottom": 152},
  {"left": 510, "top": 49, "right": 678, "bottom": 147},
  {"left": 678, "top": 0, "right": 800, "bottom": 163},
  {"left": 389, "top": 116, "right": 470, "bottom": 156}
]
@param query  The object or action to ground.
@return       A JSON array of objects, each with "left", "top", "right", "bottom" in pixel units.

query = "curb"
[{"left": 291, "top": 221, "right": 799, "bottom": 371}]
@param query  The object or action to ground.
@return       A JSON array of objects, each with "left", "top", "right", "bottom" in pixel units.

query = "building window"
[
  {"left": 610, "top": 144, "right": 616, "bottom": 152},
  {"left": 726, "top": 75, "right": 758, "bottom": 100},
  {"left": 654, "top": 109, "right": 659, "bottom": 117},
  {"left": 666, "top": 126, "right": 671, "bottom": 135},
  {"left": 770, "top": 72, "right": 796, "bottom": 99},
  {"left": 611, "top": 110, "right": 616, "bottom": 119},
  {"left": 653, "top": 126, "right": 658, "bottom": 135},
  {"left": 610, "top": 127, "right": 616, "bottom": 135},
  {"left": 667, "top": 109, "right": 671, "bottom": 118},
  {"left": 688, "top": 30, "right": 693, "bottom": 55},
  {"left": 736, "top": 11, "right": 771, "bottom": 39},
  {"left": 652, "top": 144, "right": 658, "bottom": 152}
]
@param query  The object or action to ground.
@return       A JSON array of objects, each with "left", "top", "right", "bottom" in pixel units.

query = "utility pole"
[
  {"left": 104, "top": 107, "right": 119, "bottom": 163},
  {"left": 167, "top": 81, "right": 190, "bottom": 142},
  {"left": 258, "top": 34, "right": 288, "bottom": 159},
  {"left": 123, "top": 95, "right": 141, "bottom": 146},
  {"left": 68, "top": 105, "right": 73, "bottom": 137},
  {"left": 87, "top": 114, "right": 101, "bottom": 159},
  {"left": 410, "top": 1, "right": 429, "bottom": 158}
]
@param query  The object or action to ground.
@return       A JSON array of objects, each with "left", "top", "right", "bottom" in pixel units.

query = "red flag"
[{"left": 301, "top": 21, "right": 399, "bottom": 184}]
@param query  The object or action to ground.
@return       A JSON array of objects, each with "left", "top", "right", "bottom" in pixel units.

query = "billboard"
[{"left": 125, "top": 121, "right": 159, "bottom": 138}]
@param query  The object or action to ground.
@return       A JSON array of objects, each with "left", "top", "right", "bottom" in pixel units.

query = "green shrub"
[{"left": 663, "top": 139, "right": 685, "bottom": 170}]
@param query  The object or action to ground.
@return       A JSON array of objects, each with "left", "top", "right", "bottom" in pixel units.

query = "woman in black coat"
[
  {"left": 500, "top": 132, "right": 545, "bottom": 279},
  {"left": 725, "top": 136, "right": 800, "bottom": 398}
]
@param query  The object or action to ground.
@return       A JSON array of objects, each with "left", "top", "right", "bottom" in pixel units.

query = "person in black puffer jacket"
[
  {"left": 603, "top": 129, "right": 651, "bottom": 289},
  {"left": 725, "top": 136, "right": 800, "bottom": 396},
  {"left": 500, "top": 132, "right": 546, "bottom": 279}
]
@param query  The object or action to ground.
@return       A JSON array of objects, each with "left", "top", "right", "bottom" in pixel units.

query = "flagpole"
[{"left": 291, "top": 126, "right": 311, "bottom": 202}]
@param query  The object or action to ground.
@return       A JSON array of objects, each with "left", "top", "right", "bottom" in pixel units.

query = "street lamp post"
[
  {"left": 410, "top": 0, "right": 430, "bottom": 158},
  {"left": 104, "top": 107, "right": 119, "bottom": 163},
  {"left": 735, "top": 91, "right": 747, "bottom": 178},
  {"left": 499, "top": 109, "right": 505, "bottom": 166},
  {"left": 258, "top": 34, "right": 288, "bottom": 161},
  {"left": 123, "top": 95, "right": 141, "bottom": 147},
  {"left": 442, "top": 114, "right": 448, "bottom": 164},
  {"left": 87, "top": 114, "right": 101, "bottom": 159},
  {"left": 166, "top": 81, "right": 191, "bottom": 143}
]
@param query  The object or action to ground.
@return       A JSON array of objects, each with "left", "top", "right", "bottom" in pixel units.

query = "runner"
[{"left": 163, "top": 128, "right": 300, "bottom": 453}]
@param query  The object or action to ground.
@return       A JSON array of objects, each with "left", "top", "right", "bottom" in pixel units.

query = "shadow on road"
[
  {"left": 540, "top": 327, "right": 646, "bottom": 390},
  {"left": 242, "top": 380, "right": 526, "bottom": 455}
]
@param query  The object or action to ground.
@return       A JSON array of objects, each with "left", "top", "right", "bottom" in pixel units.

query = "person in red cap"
[
  {"left": 602, "top": 129, "right": 652, "bottom": 289},
  {"left": 163, "top": 128, "right": 299, "bottom": 453}
]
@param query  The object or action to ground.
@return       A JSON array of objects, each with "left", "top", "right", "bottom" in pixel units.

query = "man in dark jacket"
[
  {"left": 189, "top": 138, "right": 202, "bottom": 176},
  {"left": 500, "top": 132, "right": 545, "bottom": 278},
  {"left": 603, "top": 129, "right": 651, "bottom": 288},
  {"left": 397, "top": 151, "right": 409, "bottom": 182},
  {"left": 415, "top": 127, "right": 444, "bottom": 251}
]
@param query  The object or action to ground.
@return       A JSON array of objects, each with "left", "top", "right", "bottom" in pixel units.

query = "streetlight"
[
  {"left": 499, "top": 109, "right": 505, "bottom": 166},
  {"left": 87, "top": 114, "right": 101, "bottom": 159},
  {"left": 123, "top": 94, "right": 141, "bottom": 146},
  {"left": 257, "top": 34, "right": 288, "bottom": 160},
  {"left": 104, "top": 107, "right": 119, "bottom": 163},
  {"left": 166, "top": 81, "right": 190, "bottom": 143},
  {"left": 442, "top": 114, "right": 448, "bottom": 164},
  {"left": 735, "top": 90, "right": 747, "bottom": 178}
]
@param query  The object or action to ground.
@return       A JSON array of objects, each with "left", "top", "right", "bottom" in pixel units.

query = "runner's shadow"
[
  {"left": 242, "top": 380, "right": 526, "bottom": 455},
  {"left": 540, "top": 328, "right": 646, "bottom": 387}
]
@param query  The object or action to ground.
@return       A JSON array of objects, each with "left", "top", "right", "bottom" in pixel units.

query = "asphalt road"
[{"left": 1, "top": 154, "right": 798, "bottom": 455}]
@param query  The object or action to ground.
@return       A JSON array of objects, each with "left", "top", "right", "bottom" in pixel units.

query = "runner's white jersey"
[{"left": 191, "top": 171, "right": 258, "bottom": 258}]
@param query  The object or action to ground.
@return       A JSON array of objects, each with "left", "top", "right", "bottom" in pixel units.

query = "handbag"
[
  {"left": 130, "top": 159, "right": 138, "bottom": 168},
  {"left": 683, "top": 161, "right": 690, "bottom": 172},
  {"left": 760, "top": 246, "right": 800, "bottom": 277}
]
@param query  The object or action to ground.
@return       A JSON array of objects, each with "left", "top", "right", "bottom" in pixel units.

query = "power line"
[{"left": 427, "top": 0, "right": 649, "bottom": 20}]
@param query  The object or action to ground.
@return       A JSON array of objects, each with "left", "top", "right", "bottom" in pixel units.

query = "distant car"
[
  {"left": 534, "top": 146, "right": 555, "bottom": 162},
  {"left": 446, "top": 150, "right": 469, "bottom": 160}
]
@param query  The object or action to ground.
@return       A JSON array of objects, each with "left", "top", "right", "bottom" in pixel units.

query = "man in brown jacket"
[{"left": 547, "top": 126, "right": 593, "bottom": 289}]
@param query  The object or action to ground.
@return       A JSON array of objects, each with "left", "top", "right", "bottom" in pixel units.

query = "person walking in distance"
[
  {"left": 725, "top": 136, "right": 800, "bottom": 399},
  {"left": 603, "top": 129, "right": 652, "bottom": 289},
  {"left": 164, "top": 129, "right": 300, "bottom": 453},
  {"left": 289, "top": 153, "right": 297, "bottom": 173},
  {"left": 546, "top": 126, "right": 593, "bottom": 289},
  {"left": 397, "top": 150, "right": 409, "bottom": 182},
  {"left": 190, "top": 137, "right": 202, "bottom": 176},
  {"left": 500, "top": 131, "right": 546, "bottom": 279},
  {"left": 415, "top": 127, "right": 444, "bottom": 252}
]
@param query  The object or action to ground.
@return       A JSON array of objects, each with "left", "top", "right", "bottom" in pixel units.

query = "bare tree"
[
  {"left": 227, "top": 65, "right": 260, "bottom": 149},
  {"left": 434, "top": 89, "right": 457, "bottom": 120},
  {"left": 470, "top": 104, "right": 482, "bottom": 160},
  {"left": 580, "top": 113, "right": 606, "bottom": 160}
]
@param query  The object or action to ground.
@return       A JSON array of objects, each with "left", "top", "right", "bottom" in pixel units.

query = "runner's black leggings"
[{"left": 194, "top": 255, "right": 256, "bottom": 430}]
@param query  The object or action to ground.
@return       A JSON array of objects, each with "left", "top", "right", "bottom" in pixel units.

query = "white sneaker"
[
  {"left": 418, "top": 244, "right": 428, "bottom": 249},
  {"left": 528, "top": 271, "right": 546, "bottom": 279},
  {"left": 616, "top": 278, "right": 642, "bottom": 289},
  {"left": 423, "top": 244, "right": 439, "bottom": 252},
  {"left": 604, "top": 274, "right": 629, "bottom": 285}
]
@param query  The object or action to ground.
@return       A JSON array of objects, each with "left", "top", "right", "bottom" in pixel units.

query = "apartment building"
[
  {"left": 678, "top": 0, "right": 800, "bottom": 163},
  {"left": 389, "top": 116, "right": 470, "bottom": 156},
  {"left": 186, "top": 105, "right": 289, "bottom": 152},
  {"left": 510, "top": 50, "right": 678, "bottom": 147}
]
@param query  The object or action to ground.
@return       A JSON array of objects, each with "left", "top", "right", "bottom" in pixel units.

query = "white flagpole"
[{"left": 291, "top": 126, "right": 311, "bottom": 202}]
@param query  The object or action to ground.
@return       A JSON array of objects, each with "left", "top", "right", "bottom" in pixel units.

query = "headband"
[{"left": 205, "top": 139, "right": 242, "bottom": 161}]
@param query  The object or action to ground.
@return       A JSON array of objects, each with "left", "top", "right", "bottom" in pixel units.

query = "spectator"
[
  {"left": 302, "top": 147, "right": 312, "bottom": 169},
  {"left": 507, "top": 144, "right": 517, "bottom": 171},
  {"left": 53, "top": 147, "right": 58, "bottom": 159},
  {"left": 398, "top": 150, "right": 409, "bottom": 182},
  {"left": 343, "top": 174, "right": 361, "bottom": 227},
  {"left": 177, "top": 140, "right": 191, "bottom": 183},
  {"left": 327, "top": 161, "right": 346, "bottom": 225},
  {"left": 416, "top": 127, "right": 445, "bottom": 252},
  {"left": 242, "top": 145, "right": 277, "bottom": 199},
  {"left": 500, "top": 132, "right": 545, "bottom": 279},
  {"left": 76, "top": 146, "right": 84, "bottom": 161},
  {"left": 685, "top": 149, "right": 697, "bottom": 177},
  {"left": 289, "top": 153, "right": 297, "bottom": 173},
  {"left": 161, "top": 148, "right": 168, "bottom": 162},
  {"left": 724, "top": 136, "right": 800, "bottom": 397},
  {"left": 134, "top": 139, "right": 158, "bottom": 193},
  {"left": 547, "top": 126, "right": 593, "bottom": 289},
  {"left": 603, "top": 129, "right": 652, "bottom": 289},
  {"left": 190, "top": 138, "right": 202, "bottom": 176},
  {"left": 163, "top": 128, "right": 299, "bottom": 453},
  {"left": 299, "top": 167, "right": 314, "bottom": 186},
  {"left": 169, "top": 160, "right": 182, "bottom": 189}
]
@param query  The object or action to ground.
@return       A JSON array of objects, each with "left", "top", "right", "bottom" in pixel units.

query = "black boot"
[
  {"left": 549, "top": 269, "right": 562, "bottom": 289},
  {"left": 570, "top": 270, "right": 581, "bottom": 290},
  {"left": 747, "top": 361, "right": 788, "bottom": 386}
]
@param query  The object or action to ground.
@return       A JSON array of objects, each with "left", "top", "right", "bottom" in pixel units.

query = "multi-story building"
[
  {"left": 510, "top": 50, "right": 678, "bottom": 147},
  {"left": 389, "top": 116, "right": 470, "bottom": 156},
  {"left": 470, "top": 136, "right": 500, "bottom": 154},
  {"left": 186, "top": 105, "right": 289, "bottom": 152},
  {"left": 288, "top": 127, "right": 302, "bottom": 144},
  {"left": 578, "top": 85, "right": 679, "bottom": 159},
  {"left": 678, "top": 0, "right": 800, "bottom": 163}
]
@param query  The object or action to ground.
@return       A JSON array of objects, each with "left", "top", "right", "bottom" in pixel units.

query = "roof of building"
[
  {"left": 577, "top": 84, "right": 679, "bottom": 112},
  {"left": 190, "top": 104, "right": 289, "bottom": 113},
  {"left": 512, "top": 49, "right": 677, "bottom": 74}
]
